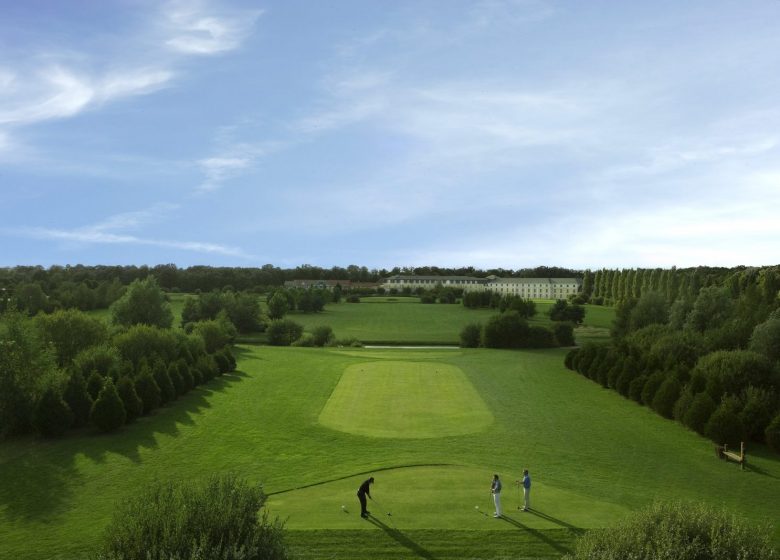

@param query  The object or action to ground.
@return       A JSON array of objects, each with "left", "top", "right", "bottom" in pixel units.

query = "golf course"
[{"left": 1, "top": 301, "right": 779, "bottom": 559}]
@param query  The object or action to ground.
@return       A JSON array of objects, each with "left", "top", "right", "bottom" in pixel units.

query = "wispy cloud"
[
  {"left": 86, "top": 203, "right": 181, "bottom": 233},
  {"left": 163, "top": 1, "right": 263, "bottom": 55},
  {"left": 0, "top": 66, "right": 174, "bottom": 127},
  {"left": 10, "top": 226, "right": 254, "bottom": 259},
  {"left": 0, "top": 1, "right": 259, "bottom": 156}
]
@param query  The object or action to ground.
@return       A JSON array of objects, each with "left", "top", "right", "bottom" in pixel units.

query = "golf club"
[{"left": 372, "top": 497, "right": 392, "bottom": 517}]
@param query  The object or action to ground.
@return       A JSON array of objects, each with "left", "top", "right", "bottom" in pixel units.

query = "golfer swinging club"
[
  {"left": 491, "top": 474, "right": 502, "bottom": 518},
  {"left": 357, "top": 476, "right": 374, "bottom": 518}
]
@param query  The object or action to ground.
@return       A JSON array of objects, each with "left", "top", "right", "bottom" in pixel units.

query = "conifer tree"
[
  {"left": 63, "top": 371, "right": 93, "bottom": 428},
  {"left": 34, "top": 387, "right": 74, "bottom": 437},
  {"left": 153, "top": 361, "right": 176, "bottom": 404},
  {"left": 87, "top": 369, "right": 104, "bottom": 400},
  {"left": 91, "top": 378, "right": 126, "bottom": 432},
  {"left": 116, "top": 376, "right": 143, "bottom": 422},
  {"left": 134, "top": 366, "right": 161, "bottom": 415}
]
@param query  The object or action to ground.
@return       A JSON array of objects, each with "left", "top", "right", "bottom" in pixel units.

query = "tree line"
[
  {"left": 566, "top": 265, "right": 780, "bottom": 453},
  {"left": 578, "top": 265, "right": 780, "bottom": 307},
  {"left": 0, "top": 277, "right": 237, "bottom": 440}
]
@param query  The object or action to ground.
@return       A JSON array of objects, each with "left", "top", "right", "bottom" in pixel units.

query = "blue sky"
[{"left": 2, "top": 0, "right": 779, "bottom": 270}]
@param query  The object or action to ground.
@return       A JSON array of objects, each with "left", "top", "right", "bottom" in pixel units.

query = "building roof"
[{"left": 486, "top": 277, "right": 581, "bottom": 285}]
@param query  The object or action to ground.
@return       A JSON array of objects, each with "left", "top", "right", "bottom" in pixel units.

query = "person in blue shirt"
[{"left": 520, "top": 469, "right": 531, "bottom": 511}]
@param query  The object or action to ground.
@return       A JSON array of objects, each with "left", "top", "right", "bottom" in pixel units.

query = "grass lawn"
[
  {"left": 288, "top": 300, "right": 615, "bottom": 345},
  {"left": 1, "top": 346, "right": 777, "bottom": 559}
]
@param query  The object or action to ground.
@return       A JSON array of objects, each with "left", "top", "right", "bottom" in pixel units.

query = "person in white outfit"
[{"left": 491, "top": 474, "right": 502, "bottom": 518}]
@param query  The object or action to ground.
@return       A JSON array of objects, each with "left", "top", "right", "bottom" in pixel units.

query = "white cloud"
[
  {"left": 163, "top": 1, "right": 262, "bottom": 55},
  {"left": 8, "top": 226, "right": 254, "bottom": 259},
  {"left": 86, "top": 203, "right": 181, "bottom": 233}
]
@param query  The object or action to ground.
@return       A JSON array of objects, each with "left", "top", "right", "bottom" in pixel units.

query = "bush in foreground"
[
  {"left": 564, "top": 501, "right": 776, "bottom": 560},
  {"left": 95, "top": 474, "right": 289, "bottom": 560}
]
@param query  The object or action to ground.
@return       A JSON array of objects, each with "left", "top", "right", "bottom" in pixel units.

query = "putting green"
[
  {"left": 318, "top": 361, "right": 493, "bottom": 438},
  {"left": 266, "top": 465, "right": 629, "bottom": 530}
]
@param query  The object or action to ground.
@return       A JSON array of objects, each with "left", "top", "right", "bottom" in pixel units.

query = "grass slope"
[{"left": 1, "top": 346, "right": 777, "bottom": 559}]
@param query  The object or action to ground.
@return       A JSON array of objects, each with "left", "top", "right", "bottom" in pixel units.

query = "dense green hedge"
[
  {"left": 95, "top": 474, "right": 289, "bottom": 560},
  {"left": 565, "top": 501, "right": 776, "bottom": 560}
]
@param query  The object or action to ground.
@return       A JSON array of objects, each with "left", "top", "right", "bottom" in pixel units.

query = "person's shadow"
[
  {"left": 366, "top": 514, "right": 437, "bottom": 559},
  {"left": 527, "top": 509, "right": 585, "bottom": 534},
  {"left": 500, "top": 514, "right": 573, "bottom": 554}
]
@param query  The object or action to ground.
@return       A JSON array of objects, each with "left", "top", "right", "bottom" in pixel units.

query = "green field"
[
  {"left": 287, "top": 300, "right": 613, "bottom": 345},
  {"left": 1, "top": 345, "right": 778, "bottom": 559},
  {"left": 88, "top": 293, "right": 613, "bottom": 345}
]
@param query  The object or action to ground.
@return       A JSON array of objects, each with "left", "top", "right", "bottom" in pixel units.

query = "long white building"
[{"left": 381, "top": 275, "right": 581, "bottom": 299}]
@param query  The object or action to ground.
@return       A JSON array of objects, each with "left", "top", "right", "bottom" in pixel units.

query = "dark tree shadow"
[
  {"left": 500, "top": 514, "right": 573, "bottom": 554},
  {"left": 0, "top": 372, "right": 243, "bottom": 522},
  {"left": 366, "top": 515, "right": 437, "bottom": 559}
]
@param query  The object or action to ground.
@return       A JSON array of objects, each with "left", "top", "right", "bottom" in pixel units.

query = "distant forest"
[{"left": 1, "top": 263, "right": 776, "bottom": 315}]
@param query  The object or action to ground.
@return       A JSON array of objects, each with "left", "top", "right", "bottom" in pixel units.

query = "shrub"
[
  {"left": 116, "top": 376, "right": 143, "bottom": 423},
  {"left": 222, "top": 347, "right": 237, "bottom": 371},
  {"left": 740, "top": 386, "right": 777, "bottom": 442},
  {"left": 110, "top": 276, "right": 173, "bottom": 329},
  {"left": 651, "top": 378, "right": 681, "bottom": 419},
  {"left": 749, "top": 317, "right": 780, "bottom": 364},
  {"left": 615, "top": 370, "right": 634, "bottom": 397},
  {"left": 552, "top": 322, "right": 575, "bottom": 346},
  {"left": 766, "top": 413, "right": 780, "bottom": 453},
  {"left": 673, "top": 388, "right": 694, "bottom": 422},
  {"left": 267, "top": 319, "right": 304, "bottom": 346},
  {"left": 460, "top": 323, "right": 482, "bottom": 348},
  {"left": 683, "top": 392, "right": 717, "bottom": 435},
  {"left": 196, "top": 355, "right": 219, "bottom": 382},
  {"left": 213, "top": 351, "right": 231, "bottom": 373},
  {"left": 91, "top": 378, "right": 126, "bottom": 433},
  {"left": 35, "top": 309, "right": 109, "bottom": 367},
  {"left": 564, "top": 348, "right": 579, "bottom": 370},
  {"left": 606, "top": 362, "right": 623, "bottom": 389},
  {"left": 113, "top": 325, "right": 179, "bottom": 368},
  {"left": 192, "top": 314, "right": 236, "bottom": 354},
  {"left": 134, "top": 368, "right": 161, "bottom": 415},
  {"left": 640, "top": 372, "right": 666, "bottom": 406},
  {"left": 345, "top": 295, "right": 360, "bottom": 303},
  {"left": 528, "top": 326, "right": 557, "bottom": 348},
  {"left": 34, "top": 387, "right": 74, "bottom": 437},
  {"left": 291, "top": 333, "right": 314, "bottom": 347},
  {"left": 63, "top": 371, "right": 93, "bottom": 428},
  {"left": 153, "top": 362, "right": 176, "bottom": 404},
  {"left": 692, "top": 350, "right": 774, "bottom": 402},
  {"left": 564, "top": 501, "right": 776, "bottom": 560},
  {"left": 74, "top": 345, "right": 120, "bottom": 379},
  {"left": 311, "top": 325, "right": 335, "bottom": 347},
  {"left": 96, "top": 474, "right": 289, "bottom": 560},
  {"left": 167, "top": 363, "right": 185, "bottom": 396},
  {"left": 87, "top": 370, "right": 105, "bottom": 401},
  {"left": 176, "top": 360, "right": 194, "bottom": 391},
  {"left": 706, "top": 396, "right": 746, "bottom": 446},
  {"left": 482, "top": 312, "right": 530, "bottom": 348},
  {"left": 628, "top": 375, "right": 647, "bottom": 403}
]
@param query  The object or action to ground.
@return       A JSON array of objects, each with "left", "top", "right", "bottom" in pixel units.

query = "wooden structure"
[{"left": 716, "top": 442, "right": 746, "bottom": 470}]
